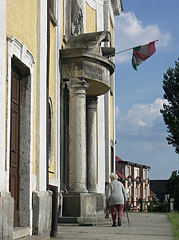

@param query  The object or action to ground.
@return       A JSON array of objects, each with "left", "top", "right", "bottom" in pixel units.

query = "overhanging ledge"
[{"left": 60, "top": 31, "right": 115, "bottom": 96}]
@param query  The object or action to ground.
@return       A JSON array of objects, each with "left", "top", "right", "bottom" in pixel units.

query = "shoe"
[
  {"left": 118, "top": 219, "right": 121, "bottom": 226},
  {"left": 112, "top": 223, "right": 117, "bottom": 227}
]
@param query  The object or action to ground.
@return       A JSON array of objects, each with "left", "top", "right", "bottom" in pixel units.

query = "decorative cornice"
[{"left": 7, "top": 37, "right": 35, "bottom": 68}]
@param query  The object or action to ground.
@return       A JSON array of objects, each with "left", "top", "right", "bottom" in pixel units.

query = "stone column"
[
  {"left": 87, "top": 96, "right": 98, "bottom": 192},
  {"left": 68, "top": 78, "right": 89, "bottom": 193}
]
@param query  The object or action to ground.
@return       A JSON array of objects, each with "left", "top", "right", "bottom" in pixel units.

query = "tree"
[
  {"left": 167, "top": 170, "right": 179, "bottom": 210},
  {"left": 160, "top": 58, "right": 179, "bottom": 154}
]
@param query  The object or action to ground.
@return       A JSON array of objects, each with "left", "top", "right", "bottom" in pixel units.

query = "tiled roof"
[
  {"left": 116, "top": 156, "right": 124, "bottom": 162},
  {"left": 115, "top": 155, "right": 150, "bottom": 169},
  {"left": 116, "top": 170, "right": 127, "bottom": 179}
]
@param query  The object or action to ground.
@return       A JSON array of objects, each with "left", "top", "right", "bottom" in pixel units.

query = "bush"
[{"left": 148, "top": 201, "right": 155, "bottom": 212}]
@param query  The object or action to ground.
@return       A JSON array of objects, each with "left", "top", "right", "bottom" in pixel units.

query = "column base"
[
  {"left": 0, "top": 192, "right": 14, "bottom": 240},
  {"left": 61, "top": 193, "right": 105, "bottom": 221},
  {"left": 32, "top": 191, "right": 52, "bottom": 236}
]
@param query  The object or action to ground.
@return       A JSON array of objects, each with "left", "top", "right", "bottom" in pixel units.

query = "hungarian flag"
[{"left": 132, "top": 41, "right": 157, "bottom": 70}]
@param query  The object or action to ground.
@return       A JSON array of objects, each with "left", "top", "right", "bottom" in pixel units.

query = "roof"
[
  {"left": 116, "top": 170, "right": 127, "bottom": 180},
  {"left": 116, "top": 156, "right": 124, "bottom": 162},
  {"left": 115, "top": 155, "right": 150, "bottom": 170}
]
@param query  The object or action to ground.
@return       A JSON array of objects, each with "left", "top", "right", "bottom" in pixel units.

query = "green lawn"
[{"left": 168, "top": 212, "right": 179, "bottom": 240}]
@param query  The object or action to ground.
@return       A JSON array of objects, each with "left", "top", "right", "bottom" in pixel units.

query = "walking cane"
[{"left": 125, "top": 200, "right": 130, "bottom": 227}]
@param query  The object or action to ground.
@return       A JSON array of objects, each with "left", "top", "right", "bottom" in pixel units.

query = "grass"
[{"left": 167, "top": 212, "right": 179, "bottom": 240}]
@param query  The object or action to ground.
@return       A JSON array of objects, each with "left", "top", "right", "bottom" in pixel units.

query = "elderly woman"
[{"left": 106, "top": 173, "right": 126, "bottom": 227}]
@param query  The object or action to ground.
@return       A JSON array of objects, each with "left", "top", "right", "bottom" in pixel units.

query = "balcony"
[{"left": 60, "top": 31, "right": 115, "bottom": 96}]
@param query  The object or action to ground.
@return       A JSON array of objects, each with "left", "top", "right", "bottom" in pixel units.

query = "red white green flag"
[{"left": 132, "top": 41, "right": 157, "bottom": 70}]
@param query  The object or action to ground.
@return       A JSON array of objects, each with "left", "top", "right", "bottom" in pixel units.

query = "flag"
[{"left": 132, "top": 41, "right": 156, "bottom": 70}]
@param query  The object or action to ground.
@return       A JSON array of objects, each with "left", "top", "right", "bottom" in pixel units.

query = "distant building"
[{"left": 116, "top": 156, "right": 151, "bottom": 211}]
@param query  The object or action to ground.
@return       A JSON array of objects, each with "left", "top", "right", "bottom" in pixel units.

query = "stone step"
[
  {"left": 13, "top": 227, "right": 30, "bottom": 240},
  {"left": 20, "top": 236, "right": 50, "bottom": 240},
  {"left": 59, "top": 215, "right": 110, "bottom": 225}
]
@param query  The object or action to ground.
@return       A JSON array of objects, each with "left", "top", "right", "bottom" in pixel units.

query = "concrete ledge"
[
  {"left": 32, "top": 191, "right": 52, "bottom": 236},
  {"left": 59, "top": 214, "right": 108, "bottom": 225},
  {"left": 0, "top": 192, "right": 14, "bottom": 239},
  {"left": 20, "top": 236, "right": 50, "bottom": 240},
  {"left": 13, "top": 227, "right": 30, "bottom": 239}
]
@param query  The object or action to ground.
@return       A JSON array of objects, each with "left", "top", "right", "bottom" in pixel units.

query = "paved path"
[{"left": 53, "top": 213, "right": 173, "bottom": 240}]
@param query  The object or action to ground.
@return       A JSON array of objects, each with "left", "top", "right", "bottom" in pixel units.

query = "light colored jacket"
[{"left": 106, "top": 180, "right": 126, "bottom": 206}]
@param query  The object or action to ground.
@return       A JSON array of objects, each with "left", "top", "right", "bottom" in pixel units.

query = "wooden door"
[{"left": 9, "top": 71, "right": 20, "bottom": 227}]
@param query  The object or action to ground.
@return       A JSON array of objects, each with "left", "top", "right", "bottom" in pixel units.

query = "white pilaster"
[
  {"left": 0, "top": 0, "right": 6, "bottom": 192},
  {"left": 36, "top": 0, "right": 47, "bottom": 191}
]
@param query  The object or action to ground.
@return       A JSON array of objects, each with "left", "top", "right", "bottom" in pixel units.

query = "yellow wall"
[
  {"left": 6, "top": 0, "right": 37, "bottom": 55},
  {"left": 49, "top": 22, "right": 56, "bottom": 178},
  {"left": 6, "top": 0, "right": 38, "bottom": 175},
  {"left": 6, "top": 1, "right": 57, "bottom": 178},
  {"left": 110, "top": 94, "right": 114, "bottom": 140},
  {"left": 86, "top": 3, "right": 96, "bottom": 33},
  {"left": 110, "top": 17, "right": 114, "bottom": 47}
]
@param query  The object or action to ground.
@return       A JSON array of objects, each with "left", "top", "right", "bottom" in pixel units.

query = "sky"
[{"left": 114, "top": 0, "right": 179, "bottom": 180}]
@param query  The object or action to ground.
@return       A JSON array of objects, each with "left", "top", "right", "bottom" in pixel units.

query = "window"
[
  {"left": 134, "top": 168, "right": 139, "bottom": 178},
  {"left": 144, "top": 188, "right": 147, "bottom": 198},
  {"left": 126, "top": 188, "right": 130, "bottom": 198},
  {"left": 135, "top": 188, "right": 138, "bottom": 199},
  {"left": 144, "top": 169, "right": 148, "bottom": 179},
  {"left": 126, "top": 166, "right": 130, "bottom": 177}
]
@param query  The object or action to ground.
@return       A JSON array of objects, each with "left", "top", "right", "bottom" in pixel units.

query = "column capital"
[
  {"left": 87, "top": 96, "right": 98, "bottom": 106},
  {"left": 68, "top": 78, "right": 89, "bottom": 95}
]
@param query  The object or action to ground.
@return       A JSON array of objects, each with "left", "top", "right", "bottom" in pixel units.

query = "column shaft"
[
  {"left": 87, "top": 97, "right": 98, "bottom": 192},
  {"left": 68, "top": 79, "right": 89, "bottom": 192}
]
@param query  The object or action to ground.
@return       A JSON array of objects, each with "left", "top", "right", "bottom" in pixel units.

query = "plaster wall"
[
  {"left": 85, "top": 0, "right": 104, "bottom": 32},
  {"left": 49, "top": 0, "right": 63, "bottom": 187},
  {"left": 6, "top": 0, "right": 38, "bottom": 178},
  {"left": 49, "top": 21, "right": 57, "bottom": 178},
  {"left": 86, "top": 2, "right": 97, "bottom": 32},
  {"left": 0, "top": 0, "right": 6, "bottom": 191}
]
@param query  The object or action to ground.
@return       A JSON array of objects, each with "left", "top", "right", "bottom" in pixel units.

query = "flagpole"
[{"left": 106, "top": 39, "right": 159, "bottom": 58}]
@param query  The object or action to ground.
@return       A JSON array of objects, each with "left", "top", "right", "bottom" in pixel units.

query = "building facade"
[
  {"left": 0, "top": 0, "right": 123, "bottom": 238},
  {"left": 116, "top": 156, "right": 151, "bottom": 212}
]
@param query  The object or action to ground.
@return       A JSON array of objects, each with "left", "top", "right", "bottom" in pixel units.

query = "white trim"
[
  {"left": 55, "top": 0, "right": 61, "bottom": 186},
  {"left": 125, "top": 165, "right": 131, "bottom": 177},
  {"left": 134, "top": 167, "right": 139, "bottom": 178},
  {"left": 36, "top": 0, "right": 47, "bottom": 191},
  {"left": 86, "top": 0, "right": 98, "bottom": 10},
  {"left": 0, "top": 0, "right": 6, "bottom": 192}
]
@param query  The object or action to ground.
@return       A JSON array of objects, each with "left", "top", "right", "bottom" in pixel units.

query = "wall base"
[
  {"left": 32, "top": 191, "right": 52, "bottom": 236},
  {"left": 0, "top": 192, "right": 14, "bottom": 240},
  {"left": 62, "top": 192, "right": 105, "bottom": 223}
]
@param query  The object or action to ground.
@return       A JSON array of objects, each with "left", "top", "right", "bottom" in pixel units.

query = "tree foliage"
[
  {"left": 167, "top": 170, "right": 179, "bottom": 210},
  {"left": 160, "top": 58, "right": 179, "bottom": 154}
]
